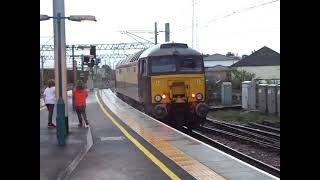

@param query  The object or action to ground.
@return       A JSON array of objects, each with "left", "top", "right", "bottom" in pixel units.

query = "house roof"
[
  {"left": 204, "top": 53, "right": 238, "bottom": 61},
  {"left": 231, "top": 46, "right": 280, "bottom": 67},
  {"left": 205, "top": 65, "right": 229, "bottom": 71},
  {"left": 204, "top": 60, "right": 238, "bottom": 68},
  {"left": 203, "top": 53, "right": 239, "bottom": 67}
]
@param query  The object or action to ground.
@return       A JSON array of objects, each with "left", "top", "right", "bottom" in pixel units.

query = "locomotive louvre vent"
[
  {"left": 129, "top": 50, "right": 145, "bottom": 62},
  {"left": 171, "top": 82, "right": 186, "bottom": 97},
  {"left": 160, "top": 43, "right": 188, "bottom": 49}
]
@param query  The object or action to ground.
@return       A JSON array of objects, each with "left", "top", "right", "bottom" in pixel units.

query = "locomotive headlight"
[
  {"left": 196, "top": 93, "right": 203, "bottom": 100},
  {"left": 154, "top": 95, "right": 162, "bottom": 102}
]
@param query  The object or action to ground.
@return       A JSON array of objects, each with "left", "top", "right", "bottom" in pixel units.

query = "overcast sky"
[{"left": 40, "top": 0, "right": 279, "bottom": 58}]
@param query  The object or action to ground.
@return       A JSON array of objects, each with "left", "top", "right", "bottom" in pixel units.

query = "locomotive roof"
[
  {"left": 116, "top": 43, "right": 202, "bottom": 68},
  {"left": 116, "top": 49, "right": 145, "bottom": 67},
  {"left": 140, "top": 42, "right": 202, "bottom": 58}
]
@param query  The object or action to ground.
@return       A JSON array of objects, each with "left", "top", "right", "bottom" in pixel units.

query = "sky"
[{"left": 40, "top": 0, "right": 280, "bottom": 67}]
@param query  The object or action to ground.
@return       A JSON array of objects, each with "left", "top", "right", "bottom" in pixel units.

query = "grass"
[{"left": 207, "top": 110, "right": 280, "bottom": 125}]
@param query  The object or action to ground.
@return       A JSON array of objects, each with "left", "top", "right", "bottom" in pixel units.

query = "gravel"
[{"left": 201, "top": 130, "right": 280, "bottom": 169}]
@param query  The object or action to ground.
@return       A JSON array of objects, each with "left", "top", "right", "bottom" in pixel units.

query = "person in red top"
[{"left": 72, "top": 80, "right": 89, "bottom": 127}]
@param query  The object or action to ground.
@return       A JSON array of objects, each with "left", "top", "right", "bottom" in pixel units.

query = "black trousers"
[
  {"left": 75, "top": 106, "right": 88, "bottom": 124},
  {"left": 46, "top": 104, "right": 54, "bottom": 124}
]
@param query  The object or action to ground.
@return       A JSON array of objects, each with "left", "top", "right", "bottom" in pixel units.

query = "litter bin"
[
  {"left": 221, "top": 82, "right": 232, "bottom": 105},
  {"left": 267, "top": 84, "right": 277, "bottom": 115},
  {"left": 257, "top": 84, "right": 268, "bottom": 114},
  {"left": 277, "top": 84, "right": 280, "bottom": 117},
  {"left": 242, "top": 81, "right": 256, "bottom": 110}
]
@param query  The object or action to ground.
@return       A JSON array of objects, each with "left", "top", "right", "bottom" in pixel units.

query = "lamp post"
[
  {"left": 113, "top": 60, "right": 118, "bottom": 70},
  {"left": 40, "top": 14, "right": 96, "bottom": 146},
  {"left": 72, "top": 45, "right": 76, "bottom": 111},
  {"left": 40, "top": 55, "right": 45, "bottom": 88}
]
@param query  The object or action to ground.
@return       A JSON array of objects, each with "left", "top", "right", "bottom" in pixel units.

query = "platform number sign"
[
  {"left": 197, "top": 79, "right": 202, "bottom": 85},
  {"left": 156, "top": 80, "right": 160, "bottom": 87},
  {"left": 268, "top": 89, "right": 271, "bottom": 94},
  {"left": 80, "top": 72, "right": 84, "bottom": 78}
]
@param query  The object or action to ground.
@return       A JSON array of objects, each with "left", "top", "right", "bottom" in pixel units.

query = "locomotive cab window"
[
  {"left": 178, "top": 57, "right": 203, "bottom": 72},
  {"left": 140, "top": 59, "right": 148, "bottom": 76},
  {"left": 151, "top": 56, "right": 176, "bottom": 73}
]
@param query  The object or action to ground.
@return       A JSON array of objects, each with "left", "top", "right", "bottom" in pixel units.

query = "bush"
[{"left": 231, "top": 69, "right": 256, "bottom": 90}]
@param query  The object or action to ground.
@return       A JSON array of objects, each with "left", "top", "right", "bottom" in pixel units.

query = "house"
[
  {"left": 203, "top": 53, "right": 239, "bottom": 68},
  {"left": 204, "top": 54, "right": 238, "bottom": 82},
  {"left": 205, "top": 65, "right": 231, "bottom": 82},
  {"left": 230, "top": 46, "right": 280, "bottom": 79}
]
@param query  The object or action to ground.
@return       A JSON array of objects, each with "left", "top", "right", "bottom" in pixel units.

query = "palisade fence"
[{"left": 206, "top": 80, "right": 280, "bottom": 117}]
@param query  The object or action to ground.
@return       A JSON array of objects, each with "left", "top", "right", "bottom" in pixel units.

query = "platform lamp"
[{"left": 40, "top": 14, "right": 96, "bottom": 146}]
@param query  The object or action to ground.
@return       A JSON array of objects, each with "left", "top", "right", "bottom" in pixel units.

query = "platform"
[
  {"left": 97, "top": 89, "right": 279, "bottom": 180},
  {"left": 40, "top": 89, "right": 279, "bottom": 179},
  {"left": 69, "top": 91, "right": 194, "bottom": 180},
  {"left": 40, "top": 94, "right": 92, "bottom": 180}
]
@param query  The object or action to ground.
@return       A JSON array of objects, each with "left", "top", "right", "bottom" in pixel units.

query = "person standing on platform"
[
  {"left": 72, "top": 80, "right": 89, "bottom": 127},
  {"left": 43, "top": 79, "right": 56, "bottom": 128}
]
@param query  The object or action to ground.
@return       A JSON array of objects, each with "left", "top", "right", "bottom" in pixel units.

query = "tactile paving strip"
[{"left": 99, "top": 90, "right": 226, "bottom": 180}]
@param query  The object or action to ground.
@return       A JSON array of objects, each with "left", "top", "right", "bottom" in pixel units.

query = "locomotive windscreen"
[
  {"left": 150, "top": 56, "right": 203, "bottom": 73},
  {"left": 151, "top": 57, "right": 176, "bottom": 73},
  {"left": 177, "top": 57, "right": 203, "bottom": 72},
  {"left": 160, "top": 43, "right": 188, "bottom": 49}
]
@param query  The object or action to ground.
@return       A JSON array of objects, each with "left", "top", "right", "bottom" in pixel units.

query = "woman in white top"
[{"left": 43, "top": 79, "right": 56, "bottom": 128}]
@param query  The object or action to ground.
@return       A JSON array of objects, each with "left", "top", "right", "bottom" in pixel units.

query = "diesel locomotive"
[{"left": 115, "top": 42, "right": 208, "bottom": 128}]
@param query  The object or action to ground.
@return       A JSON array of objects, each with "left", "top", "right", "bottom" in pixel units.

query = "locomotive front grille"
[{"left": 171, "top": 82, "right": 186, "bottom": 98}]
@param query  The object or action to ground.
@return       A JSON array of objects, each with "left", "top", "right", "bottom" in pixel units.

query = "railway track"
[
  {"left": 206, "top": 117, "right": 280, "bottom": 141},
  {"left": 247, "top": 122, "right": 280, "bottom": 134},
  {"left": 199, "top": 124, "right": 280, "bottom": 151},
  {"left": 204, "top": 119, "right": 280, "bottom": 149},
  {"left": 181, "top": 126, "right": 280, "bottom": 178}
]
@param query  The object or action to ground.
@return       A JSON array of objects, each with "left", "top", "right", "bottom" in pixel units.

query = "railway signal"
[
  {"left": 88, "top": 58, "right": 95, "bottom": 67},
  {"left": 90, "top": 45, "right": 96, "bottom": 58},
  {"left": 83, "top": 55, "right": 90, "bottom": 65}
]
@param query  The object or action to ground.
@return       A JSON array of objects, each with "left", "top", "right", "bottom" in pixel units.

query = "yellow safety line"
[{"left": 95, "top": 93, "right": 180, "bottom": 180}]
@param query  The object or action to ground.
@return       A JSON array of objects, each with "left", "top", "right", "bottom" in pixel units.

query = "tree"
[
  {"left": 102, "top": 65, "right": 111, "bottom": 73},
  {"left": 231, "top": 69, "right": 256, "bottom": 90},
  {"left": 226, "top": 52, "right": 235, "bottom": 57},
  {"left": 241, "top": 55, "right": 249, "bottom": 59},
  {"left": 101, "top": 65, "right": 112, "bottom": 79}
]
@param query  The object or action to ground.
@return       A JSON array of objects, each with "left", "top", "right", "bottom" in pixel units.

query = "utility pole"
[
  {"left": 72, "top": 45, "right": 76, "bottom": 111},
  {"left": 154, "top": 22, "right": 158, "bottom": 45},
  {"left": 95, "top": 66, "right": 98, "bottom": 88},
  {"left": 191, "top": 0, "right": 199, "bottom": 49},
  {"left": 41, "top": 56, "right": 45, "bottom": 88},
  {"left": 53, "top": 0, "right": 68, "bottom": 144},
  {"left": 192, "top": 0, "right": 194, "bottom": 48},
  {"left": 165, "top": 23, "right": 170, "bottom": 42},
  {"left": 72, "top": 45, "right": 77, "bottom": 86},
  {"left": 80, "top": 55, "right": 84, "bottom": 81}
]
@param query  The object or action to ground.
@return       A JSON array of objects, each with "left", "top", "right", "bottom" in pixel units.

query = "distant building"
[
  {"left": 203, "top": 54, "right": 237, "bottom": 82},
  {"left": 203, "top": 53, "right": 239, "bottom": 68},
  {"left": 230, "top": 46, "right": 280, "bottom": 79},
  {"left": 205, "top": 65, "right": 231, "bottom": 82}
]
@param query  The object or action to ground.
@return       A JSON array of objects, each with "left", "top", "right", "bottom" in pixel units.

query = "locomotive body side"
[
  {"left": 115, "top": 43, "right": 209, "bottom": 128},
  {"left": 115, "top": 62, "right": 139, "bottom": 102}
]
